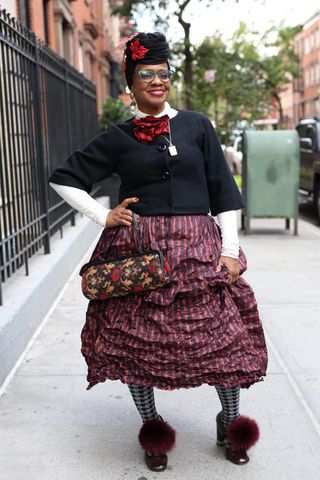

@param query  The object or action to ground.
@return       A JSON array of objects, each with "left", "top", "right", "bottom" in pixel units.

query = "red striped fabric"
[{"left": 81, "top": 215, "right": 268, "bottom": 390}]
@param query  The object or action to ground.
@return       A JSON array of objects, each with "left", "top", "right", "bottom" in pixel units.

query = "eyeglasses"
[{"left": 135, "top": 69, "right": 174, "bottom": 83}]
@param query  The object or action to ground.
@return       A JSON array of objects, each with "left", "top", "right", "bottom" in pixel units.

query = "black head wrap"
[{"left": 122, "top": 32, "right": 171, "bottom": 89}]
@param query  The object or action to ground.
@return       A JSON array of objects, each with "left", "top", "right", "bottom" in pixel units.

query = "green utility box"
[{"left": 241, "top": 130, "right": 299, "bottom": 235}]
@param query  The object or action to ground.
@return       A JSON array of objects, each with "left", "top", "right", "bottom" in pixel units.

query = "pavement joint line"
[
  {"left": 0, "top": 229, "right": 102, "bottom": 399},
  {"left": 265, "top": 330, "right": 320, "bottom": 438}
]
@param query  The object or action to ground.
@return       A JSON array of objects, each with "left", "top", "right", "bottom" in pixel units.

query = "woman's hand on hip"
[
  {"left": 105, "top": 197, "right": 139, "bottom": 228},
  {"left": 215, "top": 256, "right": 240, "bottom": 283}
]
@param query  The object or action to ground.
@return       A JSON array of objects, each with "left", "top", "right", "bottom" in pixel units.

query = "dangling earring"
[{"left": 129, "top": 92, "right": 136, "bottom": 113}]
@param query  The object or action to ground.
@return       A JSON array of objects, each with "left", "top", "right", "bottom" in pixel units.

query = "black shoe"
[
  {"left": 216, "top": 411, "right": 259, "bottom": 465},
  {"left": 145, "top": 451, "right": 168, "bottom": 472},
  {"left": 139, "top": 415, "right": 176, "bottom": 472}
]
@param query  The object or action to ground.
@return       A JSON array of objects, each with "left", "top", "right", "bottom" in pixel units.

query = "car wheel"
[{"left": 314, "top": 181, "right": 320, "bottom": 224}]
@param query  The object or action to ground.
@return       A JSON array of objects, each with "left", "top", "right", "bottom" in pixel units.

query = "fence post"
[
  {"left": 64, "top": 62, "right": 75, "bottom": 226},
  {"left": 32, "top": 33, "right": 50, "bottom": 254}
]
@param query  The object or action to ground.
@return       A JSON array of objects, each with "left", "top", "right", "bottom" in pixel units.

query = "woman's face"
[{"left": 130, "top": 63, "right": 171, "bottom": 114}]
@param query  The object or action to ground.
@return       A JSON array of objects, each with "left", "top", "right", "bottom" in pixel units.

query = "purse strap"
[
  {"left": 101, "top": 212, "right": 142, "bottom": 259},
  {"left": 132, "top": 212, "right": 143, "bottom": 253}
]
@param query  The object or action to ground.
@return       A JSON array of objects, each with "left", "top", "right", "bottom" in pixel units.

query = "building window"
[
  {"left": 305, "top": 68, "right": 310, "bottom": 88},
  {"left": 310, "top": 65, "right": 314, "bottom": 86},
  {"left": 90, "top": 54, "right": 95, "bottom": 82},
  {"left": 53, "top": 2, "right": 74, "bottom": 65},
  {"left": 78, "top": 43, "right": 84, "bottom": 73},
  {"left": 316, "top": 29, "right": 320, "bottom": 49},
  {"left": 18, "top": 0, "right": 31, "bottom": 28},
  {"left": 300, "top": 67, "right": 304, "bottom": 90},
  {"left": 305, "top": 37, "right": 310, "bottom": 54},
  {"left": 310, "top": 32, "right": 314, "bottom": 50},
  {"left": 43, "top": 0, "right": 50, "bottom": 44},
  {"left": 85, "top": 52, "right": 95, "bottom": 82},
  {"left": 316, "top": 63, "right": 320, "bottom": 84},
  {"left": 62, "top": 20, "right": 74, "bottom": 65},
  {"left": 299, "top": 102, "right": 305, "bottom": 119}
]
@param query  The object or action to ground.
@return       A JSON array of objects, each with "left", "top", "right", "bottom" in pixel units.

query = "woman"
[{"left": 48, "top": 32, "right": 268, "bottom": 472}]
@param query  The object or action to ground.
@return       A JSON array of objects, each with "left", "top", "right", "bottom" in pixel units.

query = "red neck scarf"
[{"left": 131, "top": 114, "right": 170, "bottom": 144}]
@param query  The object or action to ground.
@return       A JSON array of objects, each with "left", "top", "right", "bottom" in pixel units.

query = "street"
[
  {"left": 299, "top": 192, "right": 319, "bottom": 227},
  {"left": 0, "top": 215, "right": 320, "bottom": 480}
]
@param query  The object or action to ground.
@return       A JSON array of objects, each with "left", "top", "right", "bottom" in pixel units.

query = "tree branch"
[{"left": 176, "top": 0, "right": 192, "bottom": 27}]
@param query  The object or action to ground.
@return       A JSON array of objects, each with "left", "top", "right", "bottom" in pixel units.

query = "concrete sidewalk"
[{"left": 0, "top": 218, "right": 320, "bottom": 480}]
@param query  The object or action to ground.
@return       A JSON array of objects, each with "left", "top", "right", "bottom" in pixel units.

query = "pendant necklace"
[{"left": 161, "top": 120, "right": 177, "bottom": 156}]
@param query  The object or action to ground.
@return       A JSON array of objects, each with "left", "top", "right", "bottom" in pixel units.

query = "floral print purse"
[{"left": 79, "top": 214, "right": 171, "bottom": 301}]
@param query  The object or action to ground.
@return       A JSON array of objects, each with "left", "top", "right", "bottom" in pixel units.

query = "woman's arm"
[
  {"left": 216, "top": 210, "right": 239, "bottom": 259},
  {"left": 49, "top": 183, "right": 139, "bottom": 228},
  {"left": 215, "top": 209, "right": 240, "bottom": 283},
  {"left": 48, "top": 128, "right": 117, "bottom": 193},
  {"left": 49, "top": 182, "right": 110, "bottom": 227}
]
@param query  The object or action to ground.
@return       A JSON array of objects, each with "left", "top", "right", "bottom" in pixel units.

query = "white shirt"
[{"left": 134, "top": 101, "right": 178, "bottom": 119}]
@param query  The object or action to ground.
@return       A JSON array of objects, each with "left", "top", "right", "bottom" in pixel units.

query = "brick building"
[
  {"left": 15, "top": 1, "right": 131, "bottom": 114},
  {"left": 281, "top": 10, "right": 320, "bottom": 128}
]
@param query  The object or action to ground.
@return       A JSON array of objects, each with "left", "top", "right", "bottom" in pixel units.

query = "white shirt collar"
[{"left": 134, "top": 101, "right": 178, "bottom": 119}]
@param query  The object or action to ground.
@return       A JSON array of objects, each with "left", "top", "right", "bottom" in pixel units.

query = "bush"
[{"left": 99, "top": 97, "right": 131, "bottom": 131}]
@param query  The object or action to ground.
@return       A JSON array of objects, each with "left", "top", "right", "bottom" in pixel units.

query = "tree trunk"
[
  {"left": 214, "top": 98, "right": 218, "bottom": 126},
  {"left": 177, "top": 1, "right": 193, "bottom": 110},
  {"left": 274, "top": 91, "right": 284, "bottom": 129}
]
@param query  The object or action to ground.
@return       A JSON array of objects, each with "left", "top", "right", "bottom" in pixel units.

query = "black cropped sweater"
[{"left": 48, "top": 109, "right": 244, "bottom": 216}]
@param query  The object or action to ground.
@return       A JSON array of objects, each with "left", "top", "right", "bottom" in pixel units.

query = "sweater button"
[
  {"left": 158, "top": 144, "right": 167, "bottom": 152},
  {"left": 161, "top": 171, "right": 170, "bottom": 180}
]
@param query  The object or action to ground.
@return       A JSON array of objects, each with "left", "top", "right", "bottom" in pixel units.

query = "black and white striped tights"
[{"left": 128, "top": 383, "right": 240, "bottom": 428}]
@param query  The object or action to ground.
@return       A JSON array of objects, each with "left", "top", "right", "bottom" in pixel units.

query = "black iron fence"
[{"left": 0, "top": 8, "right": 98, "bottom": 305}]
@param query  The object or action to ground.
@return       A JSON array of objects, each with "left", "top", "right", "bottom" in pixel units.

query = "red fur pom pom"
[
  {"left": 138, "top": 419, "right": 176, "bottom": 453},
  {"left": 227, "top": 416, "right": 260, "bottom": 450}
]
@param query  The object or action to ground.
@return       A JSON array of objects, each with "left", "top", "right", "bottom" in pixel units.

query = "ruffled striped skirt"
[{"left": 81, "top": 214, "right": 268, "bottom": 390}]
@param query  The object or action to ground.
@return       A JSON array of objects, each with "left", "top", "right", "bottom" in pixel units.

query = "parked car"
[
  {"left": 296, "top": 115, "right": 320, "bottom": 221},
  {"left": 223, "top": 135, "right": 243, "bottom": 175}
]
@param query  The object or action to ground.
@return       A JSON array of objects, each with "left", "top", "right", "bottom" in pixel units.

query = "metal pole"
[
  {"left": 32, "top": 33, "right": 50, "bottom": 254},
  {"left": 64, "top": 61, "right": 75, "bottom": 226}
]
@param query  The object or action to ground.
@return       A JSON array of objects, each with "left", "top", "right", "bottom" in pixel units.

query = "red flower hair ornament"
[
  {"left": 116, "top": 32, "right": 139, "bottom": 51},
  {"left": 129, "top": 39, "right": 149, "bottom": 61}
]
